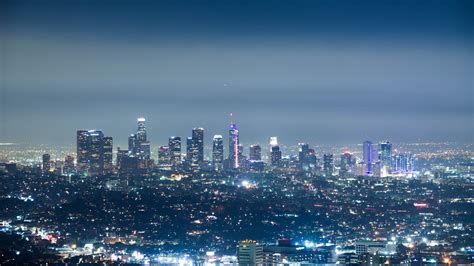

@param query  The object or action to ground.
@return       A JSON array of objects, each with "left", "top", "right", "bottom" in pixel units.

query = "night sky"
[{"left": 1, "top": 0, "right": 472, "bottom": 146}]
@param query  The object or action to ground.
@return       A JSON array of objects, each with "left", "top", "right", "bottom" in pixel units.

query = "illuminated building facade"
[
  {"left": 212, "top": 135, "right": 224, "bottom": 171},
  {"left": 168, "top": 136, "right": 182, "bottom": 167},
  {"left": 228, "top": 123, "right": 239, "bottom": 168}
]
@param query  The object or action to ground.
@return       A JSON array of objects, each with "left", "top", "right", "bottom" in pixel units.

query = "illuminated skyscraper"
[
  {"left": 168, "top": 136, "right": 182, "bottom": 167},
  {"left": 42, "top": 153, "right": 51, "bottom": 173},
  {"left": 76, "top": 130, "right": 89, "bottom": 173},
  {"left": 128, "top": 134, "right": 138, "bottom": 154},
  {"left": 103, "top": 136, "right": 113, "bottom": 173},
  {"left": 363, "top": 140, "right": 376, "bottom": 176},
  {"left": 323, "top": 153, "right": 334, "bottom": 177},
  {"left": 63, "top": 155, "right": 75, "bottom": 176},
  {"left": 136, "top": 117, "right": 147, "bottom": 142},
  {"left": 212, "top": 135, "right": 224, "bottom": 171},
  {"left": 158, "top": 146, "right": 171, "bottom": 166},
  {"left": 269, "top": 137, "right": 281, "bottom": 166},
  {"left": 379, "top": 141, "right": 392, "bottom": 175},
  {"left": 228, "top": 122, "right": 239, "bottom": 168},
  {"left": 186, "top": 136, "right": 193, "bottom": 163},
  {"left": 298, "top": 143, "right": 315, "bottom": 171},
  {"left": 270, "top": 146, "right": 282, "bottom": 166},
  {"left": 340, "top": 152, "right": 354, "bottom": 175},
  {"left": 249, "top": 144, "right": 262, "bottom": 161},
  {"left": 191, "top": 128, "right": 204, "bottom": 166},
  {"left": 76, "top": 129, "right": 111, "bottom": 176}
]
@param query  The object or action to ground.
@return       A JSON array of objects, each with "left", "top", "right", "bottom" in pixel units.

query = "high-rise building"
[
  {"left": 158, "top": 146, "right": 171, "bottom": 166},
  {"left": 237, "top": 240, "right": 263, "bottom": 265},
  {"left": 103, "top": 136, "right": 113, "bottom": 173},
  {"left": 323, "top": 154, "right": 334, "bottom": 177},
  {"left": 249, "top": 144, "right": 262, "bottom": 161},
  {"left": 298, "top": 143, "right": 316, "bottom": 171},
  {"left": 168, "top": 136, "right": 182, "bottom": 167},
  {"left": 128, "top": 134, "right": 138, "bottom": 155},
  {"left": 63, "top": 155, "right": 75, "bottom": 176},
  {"left": 42, "top": 153, "right": 51, "bottom": 173},
  {"left": 76, "top": 129, "right": 111, "bottom": 176},
  {"left": 363, "top": 140, "right": 377, "bottom": 176},
  {"left": 228, "top": 123, "right": 239, "bottom": 168},
  {"left": 270, "top": 146, "right": 282, "bottom": 166},
  {"left": 136, "top": 117, "right": 147, "bottom": 142},
  {"left": 379, "top": 141, "right": 392, "bottom": 176},
  {"left": 212, "top": 135, "right": 224, "bottom": 171},
  {"left": 340, "top": 152, "right": 354, "bottom": 175},
  {"left": 128, "top": 118, "right": 151, "bottom": 159},
  {"left": 190, "top": 128, "right": 204, "bottom": 166},
  {"left": 76, "top": 130, "right": 89, "bottom": 173},
  {"left": 186, "top": 136, "right": 193, "bottom": 163}
]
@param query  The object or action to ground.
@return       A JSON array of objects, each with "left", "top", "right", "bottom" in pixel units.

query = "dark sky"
[{"left": 1, "top": 0, "right": 473, "bottom": 146}]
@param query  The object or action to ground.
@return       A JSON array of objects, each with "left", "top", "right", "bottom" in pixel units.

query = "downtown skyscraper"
[
  {"left": 212, "top": 135, "right": 224, "bottom": 171},
  {"left": 76, "top": 129, "right": 113, "bottom": 176},
  {"left": 168, "top": 136, "right": 182, "bottom": 167},
  {"left": 228, "top": 122, "right": 239, "bottom": 169}
]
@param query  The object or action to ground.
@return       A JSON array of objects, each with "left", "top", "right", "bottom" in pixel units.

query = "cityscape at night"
[{"left": 1, "top": 0, "right": 473, "bottom": 265}]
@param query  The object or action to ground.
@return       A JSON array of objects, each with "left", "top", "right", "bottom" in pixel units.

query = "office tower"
[
  {"left": 340, "top": 152, "right": 354, "bottom": 175},
  {"left": 136, "top": 117, "right": 147, "bottom": 142},
  {"left": 237, "top": 240, "right": 263, "bottom": 265},
  {"left": 212, "top": 135, "right": 224, "bottom": 171},
  {"left": 228, "top": 122, "right": 239, "bottom": 168},
  {"left": 298, "top": 143, "right": 314, "bottom": 171},
  {"left": 128, "top": 134, "right": 138, "bottom": 155},
  {"left": 103, "top": 136, "right": 113, "bottom": 173},
  {"left": 63, "top": 155, "right": 75, "bottom": 176},
  {"left": 323, "top": 153, "right": 334, "bottom": 177},
  {"left": 168, "top": 136, "right": 182, "bottom": 167},
  {"left": 76, "top": 130, "right": 89, "bottom": 173},
  {"left": 363, "top": 140, "right": 377, "bottom": 176},
  {"left": 158, "top": 146, "right": 171, "bottom": 166},
  {"left": 76, "top": 129, "right": 111, "bottom": 176},
  {"left": 128, "top": 118, "right": 151, "bottom": 159},
  {"left": 87, "top": 130, "right": 105, "bottom": 176},
  {"left": 190, "top": 128, "right": 204, "bottom": 167},
  {"left": 116, "top": 148, "right": 129, "bottom": 169},
  {"left": 270, "top": 146, "right": 282, "bottom": 166},
  {"left": 42, "top": 154, "right": 51, "bottom": 173},
  {"left": 186, "top": 137, "right": 193, "bottom": 163},
  {"left": 379, "top": 141, "right": 392, "bottom": 175},
  {"left": 249, "top": 144, "right": 262, "bottom": 161}
]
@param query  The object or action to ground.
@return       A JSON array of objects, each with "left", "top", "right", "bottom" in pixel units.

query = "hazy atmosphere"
[{"left": 1, "top": 0, "right": 472, "bottom": 145}]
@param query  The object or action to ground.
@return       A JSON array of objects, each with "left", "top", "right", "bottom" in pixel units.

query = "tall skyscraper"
[
  {"left": 76, "top": 130, "right": 89, "bottom": 173},
  {"left": 249, "top": 144, "right": 262, "bottom": 161},
  {"left": 228, "top": 122, "right": 239, "bottom": 168},
  {"left": 270, "top": 146, "right": 282, "bottom": 166},
  {"left": 269, "top": 137, "right": 281, "bottom": 166},
  {"left": 340, "top": 152, "right": 354, "bottom": 175},
  {"left": 168, "top": 136, "right": 182, "bottom": 167},
  {"left": 158, "top": 146, "right": 171, "bottom": 166},
  {"left": 212, "top": 135, "right": 224, "bottom": 171},
  {"left": 379, "top": 141, "right": 392, "bottom": 176},
  {"left": 42, "top": 153, "right": 51, "bottom": 173},
  {"left": 186, "top": 136, "right": 193, "bottom": 163},
  {"left": 127, "top": 118, "right": 151, "bottom": 159},
  {"left": 298, "top": 143, "right": 314, "bottom": 171},
  {"left": 76, "top": 129, "right": 111, "bottom": 176},
  {"left": 63, "top": 155, "right": 75, "bottom": 176},
  {"left": 103, "top": 136, "right": 113, "bottom": 173},
  {"left": 136, "top": 117, "right": 147, "bottom": 142},
  {"left": 191, "top": 128, "right": 204, "bottom": 166},
  {"left": 363, "top": 140, "right": 376, "bottom": 176},
  {"left": 323, "top": 153, "right": 334, "bottom": 177}
]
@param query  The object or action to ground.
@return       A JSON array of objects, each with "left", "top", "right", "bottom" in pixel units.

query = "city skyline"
[{"left": 1, "top": 0, "right": 472, "bottom": 145}]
